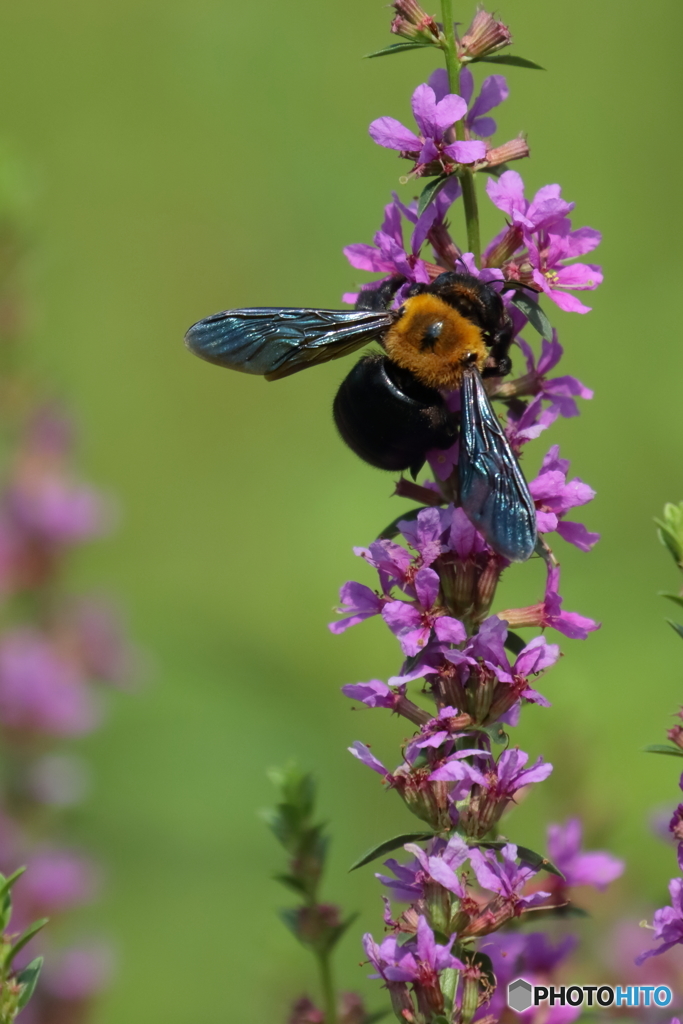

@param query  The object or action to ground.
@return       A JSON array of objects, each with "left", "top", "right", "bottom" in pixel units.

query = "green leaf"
[
  {"left": 486, "top": 722, "right": 508, "bottom": 746},
  {"left": 655, "top": 503, "right": 683, "bottom": 567},
  {"left": 272, "top": 872, "right": 310, "bottom": 896},
  {"left": 475, "top": 840, "right": 564, "bottom": 878},
  {"left": 510, "top": 291, "right": 553, "bottom": 341},
  {"left": 278, "top": 907, "right": 301, "bottom": 940},
  {"left": 328, "top": 911, "right": 360, "bottom": 950},
  {"left": 377, "top": 507, "right": 425, "bottom": 541},
  {"left": 350, "top": 832, "right": 435, "bottom": 871},
  {"left": 7, "top": 918, "right": 48, "bottom": 965},
  {"left": 16, "top": 957, "right": 43, "bottom": 1010},
  {"left": 417, "top": 174, "right": 454, "bottom": 217},
  {"left": 668, "top": 620, "right": 683, "bottom": 641},
  {"left": 364, "top": 1011, "right": 390, "bottom": 1024},
  {"left": 365, "top": 41, "right": 436, "bottom": 59},
  {"left": 660, "top": 592, "right": 683, "bottom": 608},
  {"left": 474, "top": 54, "right": 544, "bottom": 70},
  {"left": 0, "top": 867, "right": 26, "bottom": 904},
  {"left": 644, "top": 743, "right": 683, "bottom": 757}
]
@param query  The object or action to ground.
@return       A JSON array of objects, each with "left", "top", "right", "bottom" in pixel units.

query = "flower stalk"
[{"left": 439, "top": 0, "right": 481, "bottom": 265}]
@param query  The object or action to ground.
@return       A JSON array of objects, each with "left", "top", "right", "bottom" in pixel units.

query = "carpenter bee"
[{"left": 184, "top": 272, "right": 537, "bottom": 562}]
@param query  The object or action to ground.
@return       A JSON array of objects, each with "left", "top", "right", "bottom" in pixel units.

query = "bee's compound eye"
[
  {"left": 464, "top": 351, "right": 478, "bottom": 364},
  {"left": 395, "top": 305, "right": 406, "bottom": 319},
  {"left": 420, "top": 320, "right": 444, "bottom": 350}
]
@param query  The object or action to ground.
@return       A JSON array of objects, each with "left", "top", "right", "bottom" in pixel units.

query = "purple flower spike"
[
  {"left": 636, "top": 878, "right": 683, "bottom": 963},
  {"left": 369, "top": 83, "right": 486, "bottom": 175},
  {"left": 547, "top": 819, "right": 624, "bottom": 890},
  {"left": 530, "top": 445, "right": 600, "bottom": 551}
]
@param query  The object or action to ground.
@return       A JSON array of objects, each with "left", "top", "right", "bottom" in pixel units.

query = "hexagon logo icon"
[{"left": 508, "top": 978, "right": 533, "bottom": 1012}]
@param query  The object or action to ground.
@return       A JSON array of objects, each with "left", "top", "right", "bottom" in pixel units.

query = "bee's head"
[{"left": 384, "top": 293, "right": 488, "bottom": 390}]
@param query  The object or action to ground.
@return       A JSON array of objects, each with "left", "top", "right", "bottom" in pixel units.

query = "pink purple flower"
[
  {"left": 546, "top": 818, "right": 624, "bottom": 890},
  {"left": 529, "top": 445, "right": 599, "bottom": 551},
  {"left": 429, "top": 68, "right": 508, "bottom": 139},
  {"left": 515, "top": 334, "right": 593, "bottom": 419},
  {"left": 369, "top": 83, "right": 486, "bottom": 173},
  {"left": 485, "top": 171, "right": 603, "bottom": 313},
  {"left": 636, "top": 878, "right": 683, "bottom": 964},
  {"left": 0, "top": 629, "right": 99, "bottom": 736},
  {"left": 469, "top": 843, "right": 550, "bottom": 909}
]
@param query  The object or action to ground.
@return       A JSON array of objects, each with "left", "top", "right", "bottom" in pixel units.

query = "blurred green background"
[{"left": 0, "top": 0, "right": 680, "bottom": 1019}]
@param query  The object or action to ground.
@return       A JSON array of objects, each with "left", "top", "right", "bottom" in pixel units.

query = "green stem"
[
  {"left": 316, "top": 950, "right": 337, "bottom": 1024},
  {"left": 439, "top": 0, "right": 481, "bottom": 265}
]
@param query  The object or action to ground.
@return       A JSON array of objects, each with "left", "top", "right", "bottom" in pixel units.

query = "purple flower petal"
[
  {"left": 444, "top": 140, "right": 487, "bottom": 163},
  {"left": 349, "top": 741, "right": 389, "bottom": 776},
  {"left": 369, "top": 117, "right": 422, "bottom": 152},
  {"left": 434, "top": 616, "right": 467, "bottom": 644},
  {"left": 433, "top": 93, "right": 468, "bottom": 132},
  {"left": 411, "top": 84, "right": 439, "bottom": 138},
  {"left": 556, "top": 520, "right": 600, "bottom": 551},
  {"left": 414, "top": 567, "right": 439, "bottom": 610}
]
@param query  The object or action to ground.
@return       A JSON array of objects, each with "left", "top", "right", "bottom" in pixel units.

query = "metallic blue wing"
[
  {"left": 459, "top": 368, "right": 537, "bottom": 562},
  {"left": 184, "top": 307, "right": 393, "bottom": 381}
]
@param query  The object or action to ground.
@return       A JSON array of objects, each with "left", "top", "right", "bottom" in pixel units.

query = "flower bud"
[
  {"left": 483, "top": 225, "right": 523, "bottom": 269},
  {"left": 390, "top": 0, "right": 441, "bottom": 43},
  {"left": 460, "top": 971, "right": 481, "bottom": 1024},
  {"left": 668, "top": 725, "right": 683, "bottom": 749},
  {"left": 481, "top": 135, "right": 530, "bottom": 170},
  {"left": 393, "top": 767, "right": 451, "bottom": 830},
  {"left": 458, "top": 9, "right": 512, "bottom": 61},
  {"left": 424, "top": 879, "right": 452, "bottom": 935}
]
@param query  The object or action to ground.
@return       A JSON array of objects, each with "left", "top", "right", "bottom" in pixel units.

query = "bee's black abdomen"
[{"left": 333, "top": 353, "right": 456, "bottom": 472}]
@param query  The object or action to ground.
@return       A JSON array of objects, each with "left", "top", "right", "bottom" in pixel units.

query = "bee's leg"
[{"left": 354, "top": 275, "right": 406, "bottom": 312}]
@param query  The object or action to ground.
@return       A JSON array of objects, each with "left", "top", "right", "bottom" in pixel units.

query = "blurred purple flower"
[
  {"left": 529, "top": 445, "right": 599, "bottom": 551},
  {"left": 21, "top": 848, "right": 97, "bottom": 915},
  {"left": 41, "top": 942, "right": 113, "bottom": 1000},
  {"left": 6, "top": 477, "right": 106, "bottom": 544},
  {"left": 26, "top": 753, "right": 90, "bottom": 808},
  {"left": 547, "top": 819, "right": 624, "bottom": 890},
  {"left": 369, "top": 83, "right": 486, "bottom": 170},
  {"left": 0, "top": 629, "right": 98, "bottom": 736}
]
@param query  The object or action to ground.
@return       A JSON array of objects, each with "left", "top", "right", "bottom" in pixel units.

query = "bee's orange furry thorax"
[{"left": 383, "top": 293, "right": 487, "bottom": 390}]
